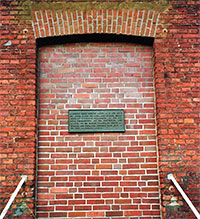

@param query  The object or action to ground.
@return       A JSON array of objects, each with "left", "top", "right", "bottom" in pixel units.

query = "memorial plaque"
[{"left": 68, "top": 109, "right": 125, "bottom": 133}]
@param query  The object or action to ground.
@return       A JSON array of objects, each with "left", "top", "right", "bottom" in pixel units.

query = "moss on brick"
[{"left": 21, "top": 0, "right": 170, "bottom": 20}]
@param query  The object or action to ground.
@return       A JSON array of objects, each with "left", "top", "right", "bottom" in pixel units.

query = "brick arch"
[{"left": 31, "top": 8, "right": 160, "bottom": 39}]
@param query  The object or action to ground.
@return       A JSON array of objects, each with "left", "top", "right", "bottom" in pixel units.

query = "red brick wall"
[
  {"left": 37, "top": 41, "right": 160, "bottom": 218},
  {"left": 154, "top": 1, "right": 200, "bottom": 218},
  {"left": 0, "top": 0, "right": 199, "bottom": 218},
  {"left": 0, "top": 1, "right": 37, "bottom": 218}
]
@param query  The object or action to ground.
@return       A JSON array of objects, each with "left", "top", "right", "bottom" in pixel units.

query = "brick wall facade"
[
  {"left": 0, "top": 0, "right": 199, "bottom": 218},
  {"left": 37, "top": 41, "right": 159, "bottom": 218}
]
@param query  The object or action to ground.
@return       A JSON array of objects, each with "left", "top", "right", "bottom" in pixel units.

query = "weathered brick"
[{"left": 1, "top": 1, "right": 199, "bottom": 219}]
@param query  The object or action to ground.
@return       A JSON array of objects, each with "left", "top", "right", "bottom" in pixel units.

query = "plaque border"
[{"left": 68, "top": 109, "right": 125, "bottom": 133}]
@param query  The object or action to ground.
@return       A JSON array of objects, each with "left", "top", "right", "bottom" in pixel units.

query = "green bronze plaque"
[{"left": 68, "top": 109, "right": 125, "bottom": 133}]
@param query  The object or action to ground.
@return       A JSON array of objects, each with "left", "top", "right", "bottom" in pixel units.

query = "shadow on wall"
[{"left": 37, "top": 33, "right": 154, "bottom": 47}]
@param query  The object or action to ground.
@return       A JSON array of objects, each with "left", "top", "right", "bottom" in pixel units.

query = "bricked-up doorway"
[{"left": 37, "top": 34, "right": 161, "bottom": 218}]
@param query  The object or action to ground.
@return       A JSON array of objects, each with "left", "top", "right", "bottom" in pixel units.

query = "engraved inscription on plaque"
[{"left": 68, "top": 109, "right": 125, "bottom": 133}]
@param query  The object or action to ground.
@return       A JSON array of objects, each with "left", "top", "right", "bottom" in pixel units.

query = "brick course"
[{"left": 0, "top": 0, "right": 199, "bottom": 218}]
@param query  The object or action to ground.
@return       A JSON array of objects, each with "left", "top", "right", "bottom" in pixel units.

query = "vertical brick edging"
[{"left": 31, "top": 8, "right": 160, "bottom": 39}]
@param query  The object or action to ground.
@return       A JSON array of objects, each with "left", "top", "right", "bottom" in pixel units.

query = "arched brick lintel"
[{"left": 31, "top": 8, "right": 160, "bottom": 39}]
